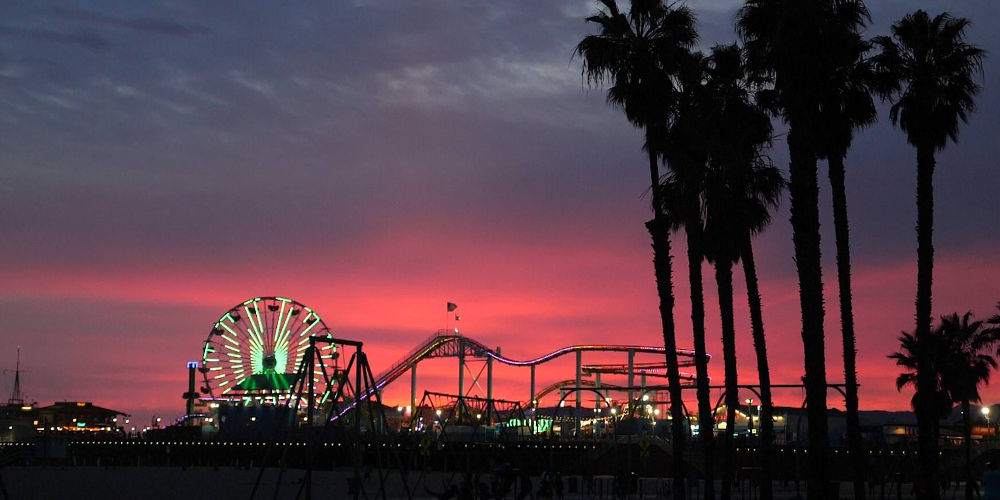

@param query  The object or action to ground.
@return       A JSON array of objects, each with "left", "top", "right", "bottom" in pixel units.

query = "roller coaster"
[{"left": 367, "top": 330, "right": 704, "bottom": 423}]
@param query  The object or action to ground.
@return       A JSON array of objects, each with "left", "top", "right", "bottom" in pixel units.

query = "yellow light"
[{"left": 76, "top": 402, "right": 87, "bottom": 407}]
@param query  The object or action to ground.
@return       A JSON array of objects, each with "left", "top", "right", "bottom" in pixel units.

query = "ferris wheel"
[{"left": 200, "top": 297, "right": 338, "bottom": 404}]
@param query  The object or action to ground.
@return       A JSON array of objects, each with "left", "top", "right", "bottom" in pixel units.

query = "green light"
[
  {"left": 219, "top": 323, "right": 240, "bottom": 342},
  {"left": 205, "top": 358, "right": 220, "bottom": 362},
  {"left": 244, "top": 306, "right": 265, "bottom": 349},
  {"left": 77, "top": 422, "right": 86, "bottom": 427},
  {"left": 275, "top": 300, "right": 287, "bottom": 343},
  {"left": 209, "top": 367, "right": 222, "bottom": 371},
  {"left": 218, "top": 381, "right": 229, "bottom": 387},
  {"left": 224, "top": 344, "right": 240, "bottom": 353},
  {"left": 202, "top": 343, "right": 213, "bottom": 359},
  {"left": 275, "top": 349, "right": 288, "bottom": 374},
  {"left": 299, "top": 316, "right": 321, "bottom": 340},
  {"left": 213, "top": 374, "right": 226, "bottom": 379},
  {"left": 252, "top": 305, "right": 265, "bottom": 346}
]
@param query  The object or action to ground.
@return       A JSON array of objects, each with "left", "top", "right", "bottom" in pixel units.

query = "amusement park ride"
[{"left": 185, "top": 296, "right": 703, "bottom": 437}]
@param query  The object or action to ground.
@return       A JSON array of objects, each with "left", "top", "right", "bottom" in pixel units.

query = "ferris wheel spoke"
[
  {"left": 274, "top": 300, "right": 288, "bottom": 346},
  {"left": 243, "top": 306, "right": 265, "bottom": 350},
  {"left": 252, "top": 303, "right": 265, "bottom": 347}
]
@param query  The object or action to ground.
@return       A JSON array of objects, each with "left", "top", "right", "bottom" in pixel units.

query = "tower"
[{"left": 7, "top": 347, "right": 23, "bottom": 406}]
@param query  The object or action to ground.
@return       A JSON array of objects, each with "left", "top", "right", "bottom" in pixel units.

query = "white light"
[
  {"left": 642, "top": 395, "right": 649, "bottom": 402},
  {"left": 982, "top": 407, "right": 991, "bottom": 416}
]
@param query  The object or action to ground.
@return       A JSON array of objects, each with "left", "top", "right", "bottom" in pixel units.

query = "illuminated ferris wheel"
[{"left": 200, "top": 297, "right": 337, "bottom": 404}]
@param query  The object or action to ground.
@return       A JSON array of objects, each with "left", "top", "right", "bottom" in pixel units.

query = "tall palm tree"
[
  {"left": 659, "top": 49, "right": 717, "bottom": 500},
  {"left": 873, "top": 12, "right": 984, "bottom": 497},
  {"left": 937, "top": 312, "right": 999, "bottom": 500},
  {"left": 815, "top": 32, "right": 877, "bottom": 500},
  {"left": 891, "top": 312, "right": 999, "bottom": 500},
  {"left": 699, "top": 44, "right": 784, "bottom": 500},
  {"left": 575, "top": 2, "right": 697, "bottom": 498},
  {"left": 737, "top": 2, "right": 868, "bottom": 497}
]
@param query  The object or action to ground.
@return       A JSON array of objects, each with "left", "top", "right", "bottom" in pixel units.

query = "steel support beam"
[
  {"left": 627, "top": 349, "right": 635, "bottom": 414},
  {"left": 487, "top": 348, "right": 494, "bottom": 402},
  {"left": 458, "top": 340, "right": 465, "bottom": 398},
  {"left": 410, "top": 363, "right": 417, "bottom": 413},
  {"left": 575, "top": 349, "right": 582, "bottom": 437}
]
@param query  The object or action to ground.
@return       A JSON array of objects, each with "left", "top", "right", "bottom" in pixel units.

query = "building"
[{"left": 36, "top": 402, "right": 127, "bottom": 434}]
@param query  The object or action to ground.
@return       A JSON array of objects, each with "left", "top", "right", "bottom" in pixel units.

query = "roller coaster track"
[
  {"left": 328, "top": 331, "right": 706, "bottom": 421},
  {"left": 370, "top": 331, "right": 702, "bottom": 393},
  {"left": 528, "top": 376, "right": 698, "bottom": 407}
]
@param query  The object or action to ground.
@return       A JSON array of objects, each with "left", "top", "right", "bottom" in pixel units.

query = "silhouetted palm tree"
[
  {"left": 889, "top": 326, "right": 953, "bottom": 419},
  {"left": 700, "top": 43, "right": 784, "bottom": 500},
  {"left": 891, "top": 312, "right": 998, "bottom": 500},
  {"left": 737, "top": 2, "right": 868, "bottom": 496},
  {"left": 659, "top": 48, "right": 717, "bottom": 500},
  {"left": 575, "top": 2, "right": 696, "bottom": 498},
  {"left": 937, "top": 312, "right": 999, "bottom": 500},
  {"left": 816, "top": 31, "right": 877, "bottom": 500},
  {"left": 873, "top": 12, "right": 984, "bottom": 497}
]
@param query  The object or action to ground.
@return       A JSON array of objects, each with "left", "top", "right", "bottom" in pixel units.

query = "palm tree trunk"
[
  {"left": 964, "top": 400, "right": 973, "bottom": 500},
  {"left": 685, "top": 215, "right": 716, "bottom": 500},
  {"left": 741, "top": 234, "right": 774, "bottom": 500},
  {"left": 716, "top": 260, "right": 738, "bottom": 500},
  {"left": 915, "top": 143, "right": 939, "bottom": 500},
  {"left": 646, "top": 142, "right": 686, "bottom": 500},
  {"left": 828, "top": 154, "right": 865, "bottom": 500},
  {"left": 787, "top": 123, "right": 829, "bottom": 500}
]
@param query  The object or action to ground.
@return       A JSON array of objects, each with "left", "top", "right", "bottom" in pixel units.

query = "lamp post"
[
  {"left": 982, "top": 406, "right": 991, "bottom": 426},
  {"left": 745, "top": 398, "right": 755, "bottom": 436}
]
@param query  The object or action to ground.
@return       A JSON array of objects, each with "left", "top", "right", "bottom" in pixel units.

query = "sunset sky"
[{"left": 1, "top": 0, "right": 998, "bottom": 425}]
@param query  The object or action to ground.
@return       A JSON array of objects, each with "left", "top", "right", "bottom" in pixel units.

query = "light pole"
[{"left": 745, "top": 398, "right": 755, "bottom": 436}]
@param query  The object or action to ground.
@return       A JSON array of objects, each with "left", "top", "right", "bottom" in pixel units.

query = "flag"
[{"left": 446, "top": 302, "right": 458, "bottom": 312}]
